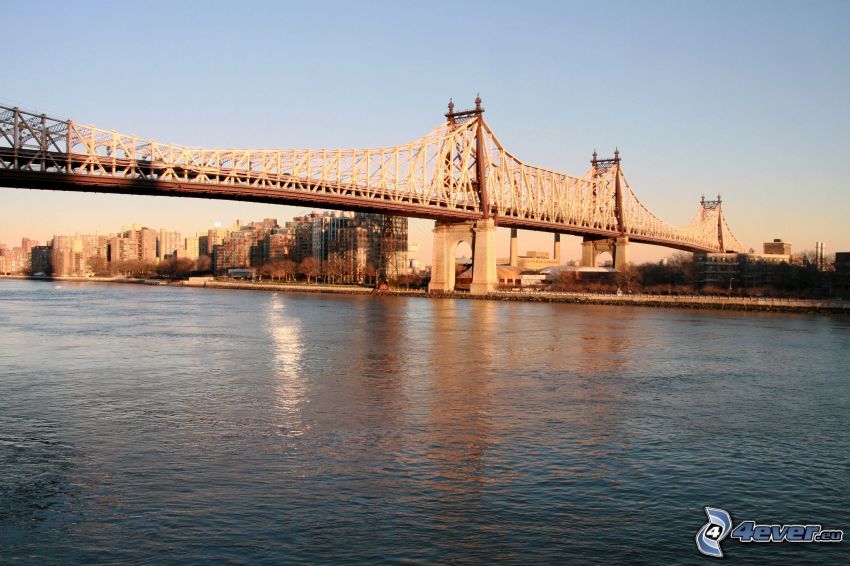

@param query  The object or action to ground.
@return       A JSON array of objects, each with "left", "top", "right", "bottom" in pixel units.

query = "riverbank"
[{"left": 3, "top": 275, "right": 848, "bottom": 314}]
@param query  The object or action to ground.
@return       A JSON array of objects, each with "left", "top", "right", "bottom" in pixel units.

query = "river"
[{"left": 1, "top": 280, "right": 848, "bottom": 564}]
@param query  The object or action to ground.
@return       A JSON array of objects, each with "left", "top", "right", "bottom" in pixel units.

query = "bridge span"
[{"left": 0, "top": 98, "right": 746, "bottom": 294}]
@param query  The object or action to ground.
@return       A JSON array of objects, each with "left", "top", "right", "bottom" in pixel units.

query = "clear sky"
[{"left": 2, "top": 0, "right": 848, "bottom": 263}]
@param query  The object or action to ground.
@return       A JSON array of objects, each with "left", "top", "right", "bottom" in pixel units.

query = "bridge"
[{"left": 0, "top": 98, "right": 746, "bottom": 294}]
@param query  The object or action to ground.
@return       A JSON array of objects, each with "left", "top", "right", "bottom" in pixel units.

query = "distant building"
[
  {"left": 20, "top": 237, "right": 38, "bottom": 255},
  {"left": 267, "top": 228, "right": 295, "bottom": 263},
  {"left": 206, "top": 226, "right": 231, "bottom": 261},
  {"left": 30, "top": 245, "right": 52, "bottom": 275},
  {"left": 211, "top": 220, "right": 277, "bottom": 274},
  {"left": 198, "top": 235, "right": 210, "bottom": 257},
  {"left": 291, "top": 213, "right": 320, "bottom": 263},
  {"left": 268, "top": 211, "right": 408, "bottom": 282},
  {"left": 107, "top": 226, "right": 157, "bottom": 265},
  {"left": 499, "top": 250, "right": 559, "bottom": 270},
  {"left": 0, "top": 240, "right": 32, "bottom": 274},
  {"left": 108, "top": 235, "right": 138, "bottom": 265},
  {"left": 541, "top": 265, "right": 619, "bottom": 285},
  {"left": 456, "top": 265, "right": 549, "bottom": 289},
  {"left": 178, "top": 233, "right": 201, "bottom": 260},
  {"left": 763, "top": 239, "right": 792, "bottom": 256},
  {"left": 52, "top": 234, "right": 108, "bottom": 275},
  {"left": 364, "top": 214, "right": 408, "bottom": 281},
  {"left": 694, "top": 249, "right": 792, "bottom": 289},
  {"left": 307, "top": 211, "right": 408, "bottom": 283},
  {"left": 137, "top": 227, "right": 158, "bottom": 262},
  {"left": 835, "top": 252, "right": 850, "bottom": 296},
  {"left": 408, "top": 242, "right": 421, "bottom": 271},
  {"left": 814, "top": 241, "right": 827, "bottom": 271},
  {"left": 311, "top": 211, "right": 368, "bottom": 282},
  {"left": 213, "top": 230, "right": 259, "bottom": 274},
  {"left": 157, "top": 229, "right": 182, "bottom": 260}
]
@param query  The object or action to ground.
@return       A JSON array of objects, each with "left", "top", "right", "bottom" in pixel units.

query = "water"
[{"left": 0, "top": 279, "right": 848, "bottom": 564}]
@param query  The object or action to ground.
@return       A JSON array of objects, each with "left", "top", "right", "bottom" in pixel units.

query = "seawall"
[{"left": 2, "top": 275, "right": 848, "bottom": 315}]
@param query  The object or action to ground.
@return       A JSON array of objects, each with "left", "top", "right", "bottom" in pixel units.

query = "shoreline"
[{"left": 3, "top": 275, "right": 848, "bottom": 315}]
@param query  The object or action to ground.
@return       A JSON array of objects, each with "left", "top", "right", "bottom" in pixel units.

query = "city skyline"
[
  {"left": 0, "top": 211, "right": 414, "bottom": 280},
  {"left": 2, "top": 0, "right": 848, "bottom": 264}
]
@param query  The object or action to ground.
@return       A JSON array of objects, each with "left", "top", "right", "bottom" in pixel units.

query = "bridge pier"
[
  {"left": 470, "top": 218, "right": 497, "bottom": 295},
  {"left": 581, "top": 236, "right": 630, "bottom": 270},
  {"left": 429, "top": 219, "right": 497, "bottom": 294},
  {"left": 509, "top": 228, "right": 518, "bottom": 266},
  {"left": 553, "top": 233, "right": 561, "bottom": 263}
]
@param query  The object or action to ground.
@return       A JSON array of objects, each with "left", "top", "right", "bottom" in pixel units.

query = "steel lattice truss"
[{"left": 0, "top": 104, "right": 745, "bottom": 253}]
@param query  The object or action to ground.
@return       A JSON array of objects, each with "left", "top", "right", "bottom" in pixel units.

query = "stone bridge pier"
[
  {"left": 429, "top": 218, "right": 497, "bottom": 295},
  {"left": 581, "top": 235, "right": 630, "bottom": 270}
]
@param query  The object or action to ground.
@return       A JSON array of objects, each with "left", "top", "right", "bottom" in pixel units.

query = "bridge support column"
[
  {"left": 581, "top": 236, "right": 630, "bottom": 270},
  {"left": 470, "top": 218, "right": 497, "bottom": 295},
  {"left": 553, "top": 233, "right": 561, "bottom": 263},
  {"left": 613, "top": 236, "right": 629, "bottom": 271},
  {"left": 430, "top": 221, "right": 468, "bottom": 292},
  {"left": 428, "top": 219, "right": 496, "bottom": 294},
  {"left": 581, "top": 237, "right": 603, "bottom": 267},
  {"left": 509, "top": 228, "right": 518, "bottom": 266}
]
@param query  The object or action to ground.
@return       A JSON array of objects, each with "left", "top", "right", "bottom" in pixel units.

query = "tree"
[
  {"left": 298, "top": 257, "right": 318, "bottom": 283},
  {"left": 193, "top": 255, "right": 212, "bottom": 274},
  {"left": 364, "top": 261, "right": 377, "bottom": 286},
  {"left": 282, "top": 259, "right": 297, "bottom": 282},
  {"left": 87, "top": 256, "right": 109, "bottom": 277},
  {"left": 325, "top": 255, "right": 349, "bottom": 284},
  {"left": 256, "top": 262, "right": 274, "bottom": 281},
  {"left": 156, "top": 257, "right": 195, "bottom": 279},
  {"left": 553, "top": 270, "right": 578, "bottom": 292},
  {"left": 615, "top": 269, "right": 641, "bottom": 293}
]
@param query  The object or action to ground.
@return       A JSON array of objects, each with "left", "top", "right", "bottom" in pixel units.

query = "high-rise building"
[
  {"left": 362, "top": 214, "right": 408, "bottom": 281},
  {"left": 310, "top": 211, "right": 367, "bottom": 282},
  {"left": 211, "top": 221, "right": 278, "bottom": 274},
  {"left": 30, "top": 245, "right": 52, "bottom": 275},
  {"left": 178, "top": 233, "right": 201, "bottom": 260},
  {"left": 138, "top": 228, "right": 157, "bottom": 261},
  {"left": 108, "top": 235, "right": 139, "bottom": 264},
  {"left": 303, "top": 211, "right": 408, "bottom": 283},
  {"left": 158, "top": 229, "right": 183, "bottom": 261},
  {"left": 290, "top": 213, "right": 321, "bottom": 263},
  {"left": 20, "top": 237, "right": 38, "bottom": 254},
  {"left": 0, "top": 241, "right": 32, "bottom": 274},
  {"left": 51, "top": 235, "right": 79, "bottom": 276},
  {"left": 50, "top": 234, "right": 108, "bottom": 275},
  {"left": 267, "top": 227, "right": 295, "bottom": 263},
  {"left": 111, "top": 226, "right": 157, "bottom": 263}
]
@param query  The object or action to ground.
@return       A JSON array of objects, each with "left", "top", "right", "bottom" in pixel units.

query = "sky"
[{"left": 2, "top": 0, "right": 848, "bottom": 264}]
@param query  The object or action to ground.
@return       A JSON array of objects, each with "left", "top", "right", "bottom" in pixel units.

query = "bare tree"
[
  {"left": 298, "top": 257, "right": 318, "bottom": 283},
  {"left": 256, "top": 262, "right": 274, "bottom": 281},
  {"left": 364, "top": 261, "right": 377, "bottom": 286},
  {"left": 326, "top": 255, "right": 349, "bottom": 284},
  {"left": 194, "top": 255, "right": 212, "bottom": 274},
  {"left": 282, "top": 259, "right": 297, "bottom": 282},
  {"left": 87, "top": 256, "right": 109, "bottom": 277}
]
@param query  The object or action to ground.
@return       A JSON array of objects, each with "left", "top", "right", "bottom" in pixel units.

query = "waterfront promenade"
[{"left": 3, "top": 275, "right": 848, "bottom": 314}]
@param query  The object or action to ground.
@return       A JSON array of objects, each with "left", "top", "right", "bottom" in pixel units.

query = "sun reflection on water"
[{"left": 267, "top": 294, "right": 307, "bottom": 437}]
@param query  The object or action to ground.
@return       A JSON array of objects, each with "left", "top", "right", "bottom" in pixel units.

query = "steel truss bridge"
[{"left": 0, "top": 99, "right": 744, "bottom": 254}]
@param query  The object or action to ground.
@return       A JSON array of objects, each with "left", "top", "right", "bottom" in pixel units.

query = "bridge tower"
[
  {"left": 580, "top": 149, "right": 630, "bottom": 270},
  {"left": 429, "top": 97, "right": 497, "bottom": 294}
]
